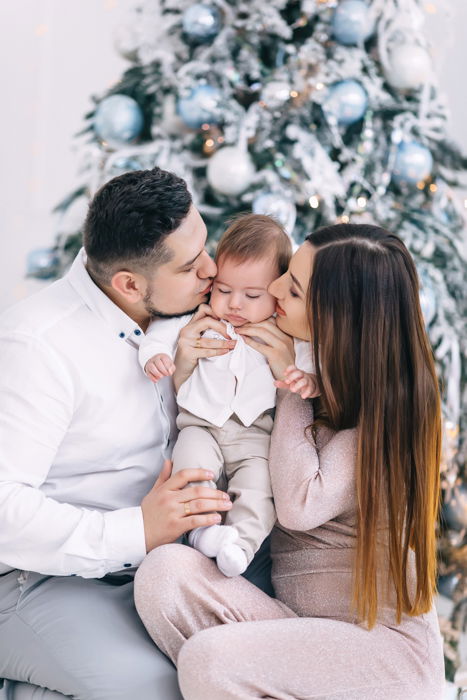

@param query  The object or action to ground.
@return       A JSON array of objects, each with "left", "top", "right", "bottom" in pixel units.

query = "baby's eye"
[
  {"left": 217, "top": 288, "right": 230, "bottom": 294},
  {"left": 246, "top": 295, "right": 260, "bottom": 299}
]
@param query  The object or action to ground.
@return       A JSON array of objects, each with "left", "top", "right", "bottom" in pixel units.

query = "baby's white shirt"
[{"left": 139, "top": 316, "right": 314, "bottom": 428}]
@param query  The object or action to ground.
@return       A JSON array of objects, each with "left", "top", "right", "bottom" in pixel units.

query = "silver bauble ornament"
[
  {"left": 94, "top": 94, "right": 144, "bottom": 148},
  {"left": 393, "top": 141, "right": 433, "bottom": 185},
  {"left": 26, "top": 248, "right": 60, "bottom": 280},
  {"left": 252, "top": 192, "right": 296, "bottom": 235},
  {"left": 182, "top": 4, "right": 222, "bottom": 44},
  {"left": 207, "top": 147, "right": 255, "bottom": 196}
]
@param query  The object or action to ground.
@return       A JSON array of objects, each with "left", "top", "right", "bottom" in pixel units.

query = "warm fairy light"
[
  {"left": 340, "top": 215, "right": 350, "bottom": 223},
  {"left": 290, "top": 90, "right": 299, "bottom": 98},
  {"left": 308, "top": 195, "right": 319, "bottom": 209},
  {"left": 218, "top": 136, "right": 225, "bottom": 143},
  {"left": 357, "top": 196, "right": 367, "bottom": 208},
  {"left": 424, "top": 3, "right": 437, "bottom": 14},
  {"left": 205, "top": 139, "right": 214, "bottom": 147},
  {"left": 201, "top": 123, "right": 210, "bottom": 131},
  {"left": 429, "top": 183, "right": 438, "bottom": 192},
  {"left": 417, "top": 181, "right": 426, "bottom": 190},
  {"left": 463, "top": 199, "right": 467, "bottom": 209},
  {"left": 316, "top": 82, "right": 325, "bottom": 90},
  {"left": 35, "top": 24, "right": 49, "bottom": 36}
]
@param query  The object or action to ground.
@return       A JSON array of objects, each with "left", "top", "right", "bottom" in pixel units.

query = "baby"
[{"left": 139, "top": 214, "right": 318, "bottom": 577}]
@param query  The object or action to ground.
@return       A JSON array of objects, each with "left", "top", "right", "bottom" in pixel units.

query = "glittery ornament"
[
  {"left": 252, "top": 191, "right": 297, "bottom": 234},
  {"left": 94, "top": 95, "right": 144, "bottom": 148},
  {"left": 392, "top": 141, "right": 433, "bottom": 185},
  {"left": 177, "top": 85, "right": 222, "bottom": 129},
  {"left": 182, "top": 4, "right": 222, "bottom": 44},
  {"left": 26, "top": 248, "right": 60, "bottom": 280}
]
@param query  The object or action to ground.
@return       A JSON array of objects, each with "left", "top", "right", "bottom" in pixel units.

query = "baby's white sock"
[
  {"left": 188, "top": 524, "right": 238, "bottom": 558},
  {"left": 217, "top": 543, "right": 248, "bottom": 577}
]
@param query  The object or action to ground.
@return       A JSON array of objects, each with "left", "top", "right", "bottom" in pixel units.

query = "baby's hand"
[
  {"left": 144, "top": 353, "right": 176, "bottom": 383},
  {"left": 274, "top": 365, "right": 320, "bottom": 399}
]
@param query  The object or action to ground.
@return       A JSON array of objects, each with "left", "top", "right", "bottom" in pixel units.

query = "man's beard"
[{"left": 143, "top": 290, "right": 199, "bottom": 320}]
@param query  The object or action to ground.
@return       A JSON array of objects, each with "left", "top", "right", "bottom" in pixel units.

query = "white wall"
[{"left": 0, "top": 0, "right": 466, "bottom": 312}]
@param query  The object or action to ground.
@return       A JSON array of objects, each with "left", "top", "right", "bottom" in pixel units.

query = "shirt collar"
[{"left": 66, "top": 248, "right": 145, "bottom": 345}]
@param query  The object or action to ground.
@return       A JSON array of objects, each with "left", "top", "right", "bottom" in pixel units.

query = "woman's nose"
[{"left": 268, "top": 275, "right": 283, "bottom": 298}]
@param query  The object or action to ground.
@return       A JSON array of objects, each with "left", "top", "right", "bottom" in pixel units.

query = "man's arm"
[{"left": 0, "top": 333, "right": 230, "bottom": 577}]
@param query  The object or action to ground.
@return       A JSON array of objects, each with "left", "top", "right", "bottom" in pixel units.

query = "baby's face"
[{"left": 210, "top": 255, "right": 278, "bottom": 327}]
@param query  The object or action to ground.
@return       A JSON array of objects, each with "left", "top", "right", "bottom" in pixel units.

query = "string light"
[
  {"left": 429, "top": 183, "right": 438, "bottom": 193},
  {"left": 308, "top": 195, "right": 320, "bottom": 209},
  {"left": 356, "top": 196, "right": 367, "bottom": 208}
]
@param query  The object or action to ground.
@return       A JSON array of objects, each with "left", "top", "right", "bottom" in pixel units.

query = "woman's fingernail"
[
  {"left": 213, "top": 515, "right": 222, "bottom": 523},
  {"left": 205, "top": 471, "right": 214, "bottom": 479}
]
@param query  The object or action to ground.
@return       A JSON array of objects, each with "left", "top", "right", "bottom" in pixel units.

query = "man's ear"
[{"left": 110, "top": 270, "right": 147, "bottom": 304}]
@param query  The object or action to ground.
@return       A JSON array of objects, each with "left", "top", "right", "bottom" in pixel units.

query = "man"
[{"left": 0, "top": 168, "right": 272, "bottom": 699}]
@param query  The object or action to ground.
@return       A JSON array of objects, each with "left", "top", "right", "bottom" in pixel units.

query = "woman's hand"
[
  {"left": 236, "top": 318, "right": 295, "bottom": 381},
  {"left": 173, "top": 304, "right": 236, "bottom": 392}
]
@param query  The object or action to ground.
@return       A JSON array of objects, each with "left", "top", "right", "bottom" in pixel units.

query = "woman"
[{"left": 134, "top": 224, "right": 445, "bottom": 699}]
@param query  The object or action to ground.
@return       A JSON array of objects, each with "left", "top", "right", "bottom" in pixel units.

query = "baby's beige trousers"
[{"left": 171, "top": 409, "right": 276, "bottom": 563}]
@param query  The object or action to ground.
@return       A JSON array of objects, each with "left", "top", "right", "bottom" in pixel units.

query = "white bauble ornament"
[
  {"left": 385, "top": 45, "right": 431, "bottom": 90},
  {"left": 207, "top": 147, "right": 255, "bottom": 196}
]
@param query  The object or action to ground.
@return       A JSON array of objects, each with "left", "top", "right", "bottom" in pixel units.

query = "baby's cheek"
[
  {"left": 251, "top": 294, "right": 277, "bottom": 323},
  {"left": 209, "top": 290, "right": 225, "bottom": 318}
]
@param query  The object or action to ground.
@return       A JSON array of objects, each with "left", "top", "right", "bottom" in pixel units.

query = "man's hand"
[
  {"left": 144, "top": 353, "right": 176, "bottom": 383},
  {"left": 274, "top": 365, "right": 320, "bottom": 399},
  {"left": 141, "top": 460, "right": 232, "bottom": 552},
  {"left": 173, "top": 304, "right": 236, "bottom": 392},
  {"left": 236, "top": 318, "right": 295, "bottom": 381}
]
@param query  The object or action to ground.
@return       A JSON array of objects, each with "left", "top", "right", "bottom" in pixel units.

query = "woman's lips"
[{"left": 275, "top": 302, "right": 286, "bottom": 317}]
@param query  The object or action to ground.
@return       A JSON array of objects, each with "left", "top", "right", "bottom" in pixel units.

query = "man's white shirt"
[{"left": 0, "top": 249, "right": 177, "bottom": 578}]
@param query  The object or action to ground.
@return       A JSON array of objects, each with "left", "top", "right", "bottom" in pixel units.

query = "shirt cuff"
[{"left": 103, "top": 506, "right": 147, "bottom": 570}]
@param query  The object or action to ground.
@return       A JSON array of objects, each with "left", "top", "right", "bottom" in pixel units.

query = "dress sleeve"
[{"left": 269, "top": 390, "right": 357, "bottom": 532}]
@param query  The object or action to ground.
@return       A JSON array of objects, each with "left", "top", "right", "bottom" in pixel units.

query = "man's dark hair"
[{"left": 83, "top": 167, "right": 192, "bottom": 285}]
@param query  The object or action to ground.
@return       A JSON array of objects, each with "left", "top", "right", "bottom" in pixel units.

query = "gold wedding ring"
[
  {"left": 184, "top": 501, "right": 191, "bottom": 516},
  {"left": 195, "top": 338, "right": 201, "bottom": 348}
]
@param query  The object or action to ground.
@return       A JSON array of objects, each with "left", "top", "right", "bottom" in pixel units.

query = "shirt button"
[
  {"left": 119, "top": 332, "right": 125, "bottom": 338},
  {"left": 123, "top": 563, "right": 132, "bottom": 568},
  {"left": 134, "top": 329, "right": 142, "bottom": 336}
]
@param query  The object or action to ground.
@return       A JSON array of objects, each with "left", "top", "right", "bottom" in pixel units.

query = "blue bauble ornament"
[
  {"left": 105, "top": 156, "right": 142, "bottom": 179},
  {"left": 252, "top": 192, "right": 296, "bottom": 235},
  {"left": 393, "top": 141, "right": 433, "bottom": 185},
  {"left": 26, "top": 248, "right": 60, "bottom": 280},
  {"left": 94, "top": 94, "right": 144, "bottom": 148},
  {"left": 323, "top": 80, "right": 368, "bottom": 126},
  {"left": 177, "top": 84, "right": 222, "bottom": 129},
  {"left": 442, "top": 484, "right": 467, "bottom": 532},
  {"left": 437, "top": 573, "right": 461, "bottom": 599},
  {"left": 332, "top": 0, "right": 375, "bottom": 46},
  {"left": 182, "top": 4, "right": 222, "bottom": 44}
]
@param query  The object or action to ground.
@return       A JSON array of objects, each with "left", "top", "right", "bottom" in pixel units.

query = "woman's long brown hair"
[{"left": 306, "top": 224, "right": 441, "bottom": 628}]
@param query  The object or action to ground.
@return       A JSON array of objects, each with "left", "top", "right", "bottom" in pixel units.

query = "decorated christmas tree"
[{"left": 26, "top": 0, "right": 467, "bottom": 680}]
